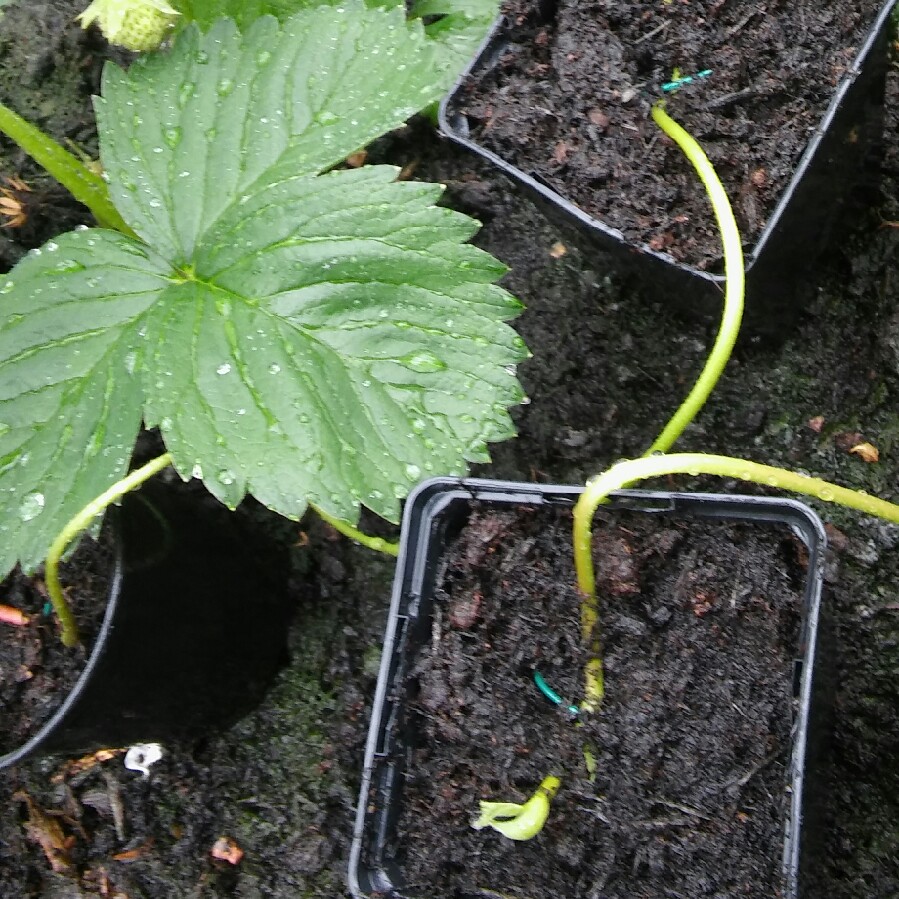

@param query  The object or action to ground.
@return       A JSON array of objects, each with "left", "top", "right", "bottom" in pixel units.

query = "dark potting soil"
[
  {"left": 0, "top": 525, "right": 114, "bottom": 756},
  {"left": 454, "top": 0, "right": 879, "bottom": 269},
  {"left": 395, "top": 503, "right": 807, "bottom": 898}
]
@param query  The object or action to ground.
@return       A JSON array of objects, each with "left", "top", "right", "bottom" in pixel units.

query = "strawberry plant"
[{"left": 0, "top": 1, "right": 528, "bottom": 578}]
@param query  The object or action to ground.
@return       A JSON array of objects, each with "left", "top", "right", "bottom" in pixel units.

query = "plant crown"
[{"left": 0, "top": 1, "right": 527, "bottom": 577}]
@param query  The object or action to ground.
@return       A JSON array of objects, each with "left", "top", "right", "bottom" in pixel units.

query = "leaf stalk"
[
  {"left": 573, "top": 452, "right": 899, "bottom": 712},
  {"left": 0, "top": 100, "right": 134, "bottom": 235},
  {"left": 46, "top": 453, "right": 174, "bottom": 647},
  {"left": 311, "top": 504, "right": 399, "bottom": 557},
  {"left": 645, "top": 102, "right": 744, "bottom": 456}
]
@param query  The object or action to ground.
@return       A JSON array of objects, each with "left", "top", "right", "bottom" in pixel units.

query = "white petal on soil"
[{"left": 124, "top": 742, "right": 164, "bottom": 776}]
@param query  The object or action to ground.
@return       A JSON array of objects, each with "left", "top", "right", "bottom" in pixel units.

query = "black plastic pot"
[
  {"left": 0, "top": 475, "right": 293, "bottom": 769},
  {"left": 439, "top": 2, "right": 896, "bottom": 336},
  {"left": 349, "top": 477, "right": 828, "bottom": 898}
]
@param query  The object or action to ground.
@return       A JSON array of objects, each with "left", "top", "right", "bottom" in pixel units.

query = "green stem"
[
  {"left": 311, "top": 504, "right": 399, "bottom": 557},
  {"left": 645, "top": 104, "right": 744, "bottom": 455},
  {"left": 46, "top": 453, "right": 174, "bottom": 647},
  {"left": 572, "top": 452, "right": 899, "bottom": 710},
  {"left": 0, "top": 101, "right": 134, "bottom": 236}
]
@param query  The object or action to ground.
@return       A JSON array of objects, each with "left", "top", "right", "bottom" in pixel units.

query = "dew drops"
[
  {"left": 404, "top": 463, "right": 421, "bottom": 480},
  {"left": 216, "top": 363, "right": 232, "bottom": 375},
  {"left": 124, "top": 351, "right": 137, "bottom": 375},
  {"left": 256, "top": 50, "right": 271, "bottom": 66},
  {"left": 819, "top": 488, "right": 835, "bottom": 502},
  {"left": 398, "top": 351, "right": 446, "bottom": 373},
  {"left": 218, "top": 469, "right": 236, "bottom": 486},
  {"left": 148, "top": 198, "right": 162, "bottom": 209},
  {"left": 410, "top": 418, "right": 426, "bottom": 433},
  {"left": 163, "top": 127, "right": 182, "bottom": 149},
  {"left": 766, "top": 476, "right": 780, "bottom": 487},
  {"left": 268, "top": 363, "right": 281, "bottom": 374},
  {"left": 217, "top": 78, "right": 234, "bottom": 96},
  {"left": 19, "top": 492, "right": 45, "bottom": 522}
]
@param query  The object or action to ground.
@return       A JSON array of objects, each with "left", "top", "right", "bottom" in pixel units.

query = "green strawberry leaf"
[
  {"left": 419, "top": 2, "right": 498, "bottom": 83},
  {"left": 172, "top": 0, "right": 498, "bottom": 91},
  {"left": 0, "top": 231, "right": 171, "bottom": 575},
  {"left": 141, "top": 162, "right": 526, "bottom": 522},
  {"left": 0, "top": 2, "right": 527, "bottom": 576},
  {"left": 96, "top": 9, "right": 443, "bottom": 259}
]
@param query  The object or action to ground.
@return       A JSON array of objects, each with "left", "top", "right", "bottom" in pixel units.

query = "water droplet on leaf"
[
  {"left": 398, "top": 351, "right": 446, "bottom": 373},
  {"left": 19, "top": 492, "right": 45, "bottom": 522}
]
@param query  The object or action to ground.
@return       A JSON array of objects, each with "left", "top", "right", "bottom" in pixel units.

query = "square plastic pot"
[
  {"left": 438, "top": 2, "right": 896, "bottom": 336},
  {"left": 349, "top": 477, "right": 829, "bottom": 898}
]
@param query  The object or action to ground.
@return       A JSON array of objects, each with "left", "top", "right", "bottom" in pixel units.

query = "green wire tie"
[
  {"left": 533, "top": 671, "right": 579, "bottom": 717},
  {"left": 662, "top": 69, "right": 712, "bottom": 93}
]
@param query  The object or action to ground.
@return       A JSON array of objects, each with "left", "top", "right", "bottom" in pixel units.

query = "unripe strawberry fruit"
[{"left": 77, "top": 0, "right": 180, "bottom": 52}]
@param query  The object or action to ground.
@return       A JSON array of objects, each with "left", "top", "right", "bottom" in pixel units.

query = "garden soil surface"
[
  {"left": 396, "top": 506, "right": 805, "bottom": 898},
  {"left": 1, "top": 1, "right": 899, "bottom": 897},
  {"left": 451, "top": 0, "right": 881, "bottom": 268}
]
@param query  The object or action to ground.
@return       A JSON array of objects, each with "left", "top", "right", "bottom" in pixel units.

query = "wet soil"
[
  {"left": 396, "top": 505, "right": 805, "bottom": 898},
  {"left": 0, "top": 0, "right": 898, "bottom": 896},
  {"left": 450, "top": 0, "right": 881, "bottom": 268}
]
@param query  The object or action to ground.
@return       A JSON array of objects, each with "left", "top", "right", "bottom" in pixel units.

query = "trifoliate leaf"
[{"left": 0, "top": 3, "right": 527, "bottom": 576}]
